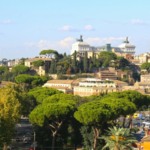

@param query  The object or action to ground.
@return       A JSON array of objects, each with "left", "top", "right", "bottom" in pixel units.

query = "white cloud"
[
  {"left": 37, "top": 40, "right": 52, "bottom": 49},
  {"left": 60, "top": 25, "right": 79, "bottom": 32},
  {"left": 58, "top": 37, "right": 74, "bottom": 48},
  {"left": 84, "top": 25, "right": 95, "bottom": 31},
  {"left": 25, "top": 36, "right": 126, "bottom": 56},
  {"left": 131, "top": 19, "right": 148, "bottom": 25},
  {"left": 26, "top": 37, "right": 75, "bottom": 54},
  {"left": 60, "top": 25, "right": 95, "bottom": 32},
  {"left": 26, "top": 40, "right": 55, "bottom": 50},
  {"left": 0, "top": 19, "right": 13, "bottom": 24},
  {"left": 61, "top": 25, "right": 72, "bottom": 31}
]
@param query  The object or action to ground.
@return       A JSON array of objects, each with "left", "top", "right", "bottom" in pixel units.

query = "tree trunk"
[
  {"left": 50, "top": 121, "right": 63, "bottom": 150},
  {"left": 3, "top": 143, "right": 7, "bottom": 150},
  {"left": 51, "top": 134, "right": 56, "bottom": 150},
  {"left": 93, "top": 127, "right": 99, "bottom": 150},
  {"left": 127, "top": 115, "right": 133, "bottom": 129},
  {"left": 122, "top": 116, "right": 126, "bottom": 127}
]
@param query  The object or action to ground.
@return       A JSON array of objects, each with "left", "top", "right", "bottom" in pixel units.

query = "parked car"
[{"left": 142, "top": 121, "right": 150, "bottom": 129}]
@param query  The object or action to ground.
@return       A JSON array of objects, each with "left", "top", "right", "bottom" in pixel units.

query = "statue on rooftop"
[
  {"left": 124, "top": 37, "right": 129, "bottom": 43},
  {"left": 77, "top": 35, "right": 83, "bottom": 42}
]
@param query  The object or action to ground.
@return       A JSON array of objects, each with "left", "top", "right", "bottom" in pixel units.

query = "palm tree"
[{"left": 101, "top": 126, "right": 137, "bottom": 150}]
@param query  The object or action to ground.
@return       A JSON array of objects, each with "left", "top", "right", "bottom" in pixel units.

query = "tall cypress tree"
[
  {"left": 83, "top": 51, "right": 88, "bottom": 73},
  {"left": 92, "top": 52, "right": 96, "bottom": 66},
  {"left": 72, "top": 51, "right": 77, "bottom": 73},
  {"left": 49, "top": 60, "right": 56, "bottom": 73}
]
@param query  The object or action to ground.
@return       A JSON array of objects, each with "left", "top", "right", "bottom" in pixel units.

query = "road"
[{"left": 10, "top": 118, "right": 34, "bottom": 150}]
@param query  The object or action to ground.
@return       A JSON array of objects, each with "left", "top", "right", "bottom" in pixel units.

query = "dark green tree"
[
  {"left": 106, "top": 90, "right": 150, "bottom": 110},
  {"left": 49, "top": 60, "right": 56, "bottom": 74},
  {"left": 141, "top": 62, "right": 150, "bottom": 72},
  {"left": 15, "top": 74, "right": 48, "bottom": 90},
  {"left": 11, "top": 65, "right": 30, "bottom": 75},
  {"left": 83, "top": 52, "right": 88, "bottom": 73},
  {"left": 115, "top": 57, "right": 130, "bottom": 69},
  {"left": 72, "top": 51, "right": 77, "bottom": 73},
  {"left": 28, "top": 87, "right": 62, "bottom": 103},
  {"left": 32, "top": 60, "right": 45, "bottom": 67},
  {"left": 39, "top": 49, "right": 58, "bottom": 59},
  {"left": 74, "top": 97, "right": 136, "bottom": 150},
  {"left": 0, "top": 66, "right": 9, "bottom": 75},
  {"left": 98, "top": 51, "right": 117, "bottom": 67},
  {"left": 105, "top": 91, "right": 150, "bottom": 128},
  {"left": 29, "top": 93, "right": 78, "bottom": 150},
  {"left": 19, "top": 93, "right": 36, "bottom": 116}
]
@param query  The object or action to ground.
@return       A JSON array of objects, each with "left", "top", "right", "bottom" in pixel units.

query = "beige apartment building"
[
  {"left": 43, "top": 79, "right": 78, "bottom": 94},
  {"left": 73, "top": 78, "right": 117, "bottom": 96},
  {"left": 24, "top": 57, "right": 51, "bottom": 76},
  {"left": 141, "top": 74, "right": 150, "bottom": 83},
  {"left": 133, "top": 52, "right": 150, "bottom": 66},
  {"left": 74, "top": 86, "right": 117, "bottom": 97},
  {"left": 125, "top": 74, "right": 150, "bottom": 95},
  {"left": 43, "top": 78, "right": 119, "bottom": 96}
]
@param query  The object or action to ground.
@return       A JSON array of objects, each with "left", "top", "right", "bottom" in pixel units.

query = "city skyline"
[{"left": 0, "top": 0, "right": 150, "bottom": 59}]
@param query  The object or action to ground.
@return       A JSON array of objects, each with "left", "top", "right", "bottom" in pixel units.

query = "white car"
[{"left": 142, "top": 121, "right": 150, "bottom": 129}]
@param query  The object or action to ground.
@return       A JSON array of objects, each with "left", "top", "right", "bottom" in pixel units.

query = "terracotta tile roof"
[
  {"left": 46, "top": 85, "right": 69, "bottom": 90},
  {"left": 47, "top": 80, "right": 75, "bottom": 84},
  {"left": 113, "top": 80, "right": 128, "bottom": 85},
  {"left": 25, "top": 57, "right": 52, "bottom": 62}
]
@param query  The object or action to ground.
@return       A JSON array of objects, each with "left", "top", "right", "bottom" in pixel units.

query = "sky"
[{"left": 0, "top": 0, "right": 150, "bottom": 59}]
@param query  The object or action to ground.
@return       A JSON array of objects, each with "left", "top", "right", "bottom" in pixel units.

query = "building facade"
[
  {"left": 133, "top": 52, "right": 150, "bottom": 66},
  {"left": 73, "top": 78, "right": 117, "bottom": 96},
  {"left": 43, "top": 79, "right": 78, "bottom": 94},
  {"left": 71, "top": 36, "right": 136, "bottom": 57},
  {"left": 24, "top": 57, "right": 51, "bottom": 76},
  {"left": 141, "top": 74, "right": 150, "bottom": 83}
]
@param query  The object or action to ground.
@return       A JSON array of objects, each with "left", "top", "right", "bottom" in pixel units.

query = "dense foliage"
[
  {"left": 15, "top": 74, "right": 48, "bottom": 90},
  {"left": 0, "top": 85, "right": 21, "bottom": 149},
  {"left": 0, "top": 50, "right": 149, "bottom": 149},
  {"left": 29, "top": 93, "right": 78, "bottom": 150},
  {"left": 28, "top": 87, "right": 62, "bottom": 103},
  {"left": 0, "top": 50, "right": 138, "bottom": 83},
  {"left": 74, "top": 96, "right": 136, "bottom": 149},
  {"left": 32, "top": 60, "right": 45, "bottom": 67},
  {"left": 101, "top": 127, "right": 137, "bottom": 150},
  {"left": 141, "top": 62, "right": 150, "bottom": 72}
]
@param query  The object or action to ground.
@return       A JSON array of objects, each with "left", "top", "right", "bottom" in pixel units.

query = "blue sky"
[{"left": 0, "top": 0, "right": 150, "bottom": 59}]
